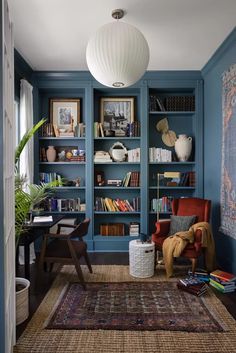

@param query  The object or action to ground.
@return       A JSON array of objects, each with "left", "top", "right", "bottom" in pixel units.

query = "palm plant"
[{"left": 15, "top": 118, "right": 57, "bottom": 245}]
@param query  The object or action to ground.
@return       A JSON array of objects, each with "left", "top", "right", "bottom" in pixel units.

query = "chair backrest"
[
  {"left": 172, "top": 198, "right": 211, "bottom": 223},
  {"left": 69, "top": 218, "right": 90, "bottom": 239}
]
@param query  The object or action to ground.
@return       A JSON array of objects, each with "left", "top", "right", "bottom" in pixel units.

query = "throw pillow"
[{"left": 169, "top": 215, "right": 196, "bottom": 235}]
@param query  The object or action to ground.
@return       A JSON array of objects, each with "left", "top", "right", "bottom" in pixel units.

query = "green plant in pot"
[{"left": 15, "top": 118, "right": 58, "bottom": 325}]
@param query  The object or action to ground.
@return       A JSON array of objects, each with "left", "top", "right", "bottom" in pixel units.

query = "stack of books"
[
  {"left": 94, "top": 151, "right": 112, "bottom": 163},
  {"left": 177, "top": 277, "right": 208, "bottom": 296},
  {"left": 129, "top": 222, "right": 140, "bottom": 236},
  {"left": 188, "top": 269, "right": 210, "bottom": 283},
  {"left": 209, "top": 270, "right": 236, "bottom": 293}
]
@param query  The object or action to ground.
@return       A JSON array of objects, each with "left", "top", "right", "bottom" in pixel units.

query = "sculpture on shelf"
[
  {"left": 174, "top": 134, "right": 192, "bottom": 161},
  {"left": 156, "top": 118, "right": 177, "bottom": 147}
]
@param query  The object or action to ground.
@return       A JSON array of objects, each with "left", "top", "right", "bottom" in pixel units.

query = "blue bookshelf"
[{"left": 34, "top": 72, "right": 203, "bottom": 251}]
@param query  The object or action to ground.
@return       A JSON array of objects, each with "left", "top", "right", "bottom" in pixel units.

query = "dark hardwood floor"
[{"left": 16, "top": 252, "right": 236, "bottom": 340}]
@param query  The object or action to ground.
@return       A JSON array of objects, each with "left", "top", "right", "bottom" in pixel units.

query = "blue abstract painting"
[{"left": 220, "top": 64, "right": 236, "bottom": 238}]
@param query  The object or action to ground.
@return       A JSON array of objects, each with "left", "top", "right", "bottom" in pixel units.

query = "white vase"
[
  {"left": 46, "top": 146, "right": 56, "bottom": 162},
  {"left": 174, "top": 134, "right": 192, "bottom": 161}
]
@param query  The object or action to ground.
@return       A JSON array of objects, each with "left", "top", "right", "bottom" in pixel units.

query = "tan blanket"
[{"left": 162, "top": 222, "right": 215, "bottom": 277}]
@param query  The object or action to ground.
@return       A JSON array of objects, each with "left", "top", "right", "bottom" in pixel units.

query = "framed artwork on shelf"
[
  {"left": 50, "top": 98, "right": 80, "bottom": 136},
  {"left": 100, "top": 97, "right": 134, "bottom": 136}
]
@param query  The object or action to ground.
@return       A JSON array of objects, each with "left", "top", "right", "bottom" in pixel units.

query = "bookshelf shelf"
[
  {"left": 94, "top": 211, "right": 141, "bottom": 215},
  {"left": 149, "top": 162, "right": 195, "bottom": 165},
  {"left": 43, "top": 211, "right": 86, "bottom": 214},
  {"left": 94, "top": 235, "right": 139, "bottom": 240},
  {"left": 94, "top": 187, "right": 140, "bottom": 190},
  {"left": 149, "top": 186, "right": 195, "bottom": 190},
  {"left": 94, "top": 162, "right": 140, "bottom": 165},
  {"left": 53, "top": 187, "right": 86, "bottom": 190},
  {"left": 94, "top": 137, "right": 141, "bottom": 140},
  {"left": 39, "top": 137, "right": 86, "bottom": 140},
  {"left": 39, "top": 162, "right": 86, "bottom": 165},
  {"left": 149, "top": 111, "right": 195, "bottom": 115}
]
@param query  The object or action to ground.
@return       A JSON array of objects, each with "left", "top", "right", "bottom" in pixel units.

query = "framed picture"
[
  {"left": 50, "top": 98, "right": 80, "bottom": 131},
  {"left": 100, "top": 97, "right": 134, "bottom": 136}
]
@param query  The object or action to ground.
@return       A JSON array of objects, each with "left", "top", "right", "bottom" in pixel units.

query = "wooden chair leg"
[
  {"left": 38, "top": 236, "right": 47, "bottom": 272},
  {"left": 68, "top": 240, "right": 86, "bottom": 289},
  {"left": 84, "top": 251, "right": 93, "bottom": 273},
  {"left": 191, "top": 258, "right": 197, "bottom": 273}
]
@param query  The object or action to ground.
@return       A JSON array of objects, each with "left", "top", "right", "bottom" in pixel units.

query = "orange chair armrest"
[{"left": 152, "top": 220, "right": 170, "bottom": 237}]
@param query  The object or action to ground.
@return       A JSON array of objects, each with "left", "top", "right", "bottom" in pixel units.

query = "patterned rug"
[
  {"left": 14, "top": 265, "right": 236, "bottom": 353},
  {"left": 46, "top": 281, "right": 225, "bottom": 332}
]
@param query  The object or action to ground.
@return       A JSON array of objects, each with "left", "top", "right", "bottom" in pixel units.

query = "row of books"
[
  {"left": 127, "top": 122, "right": 140, "bottom": 137},
  {"left": 149, "top": 95, "right": 195, "bottom": 112},
  {"left": 95, "top": 197, "right": 140, "bottom": 212},
  {"left": 39, "top": 172, "right": 62, "bottom": 184},
  {"left": 127, "top": 148, "right": 140, "bottom": 162},
  {"left": 45, "top": 198, "right": 86, "bottom": 212},
  {"left": 122, "top": 171, "right": 140, "bottom": 187},
  {"left": 149, "top": 147, "right": 172, "bottom": 162},
  {"left": 150, "top": 197, "right": 172, "bottom": 213},
  {"left": 209, "top": 269, "right": 236, "bottom": 293},
  {"left": 158, "top": 171, "right": 196, "bottom": 187},
  {"left": 41, "top": 123, "right": 86, "bottom": 137},
  {"left": 99, "top": 222, "right": 140, "bottom": 236}
]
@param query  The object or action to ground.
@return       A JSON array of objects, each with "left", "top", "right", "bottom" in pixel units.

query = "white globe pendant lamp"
[{"left": 86, "top": 9, "right": 150, "bottom": 88}]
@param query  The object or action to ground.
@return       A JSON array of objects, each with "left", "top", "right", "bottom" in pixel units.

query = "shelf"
[
  {"left": 94, "top": 211, "right": 141, "bottom": 215},
  {"left": 39, "top": 137, "right": 85, "bottom": 140},
  {"left": 94, "top": 162, "right": 140, "bottom": 165},
  {"left": 149, "top": 186, "right": 195, "bottom": 190},
  {"left": 94, "top": 137, "right": 140, "bottom": 140},
  {"left": 94, "top": 235, "right": 139, "bottom": 240},
  {"left": 149, "top": 211, "right": 172, "bottom": 215},
  {"left": 149, "top": 161, "right": 195, "bottom": 165},
  {"left": 39, "top": 162, "right": 86, "bottom": 165},
  {"left": 149, "top": 111, "right": 195, "bottom": 115},
  {"left": 43, "top": 211, "right": 86, "bottom": 214},
  {"left": 94, "top": 187, "right": 140, "bottom": 190},
  {"left": 53, "top": 187, "right": 86, "bottom": 190}
]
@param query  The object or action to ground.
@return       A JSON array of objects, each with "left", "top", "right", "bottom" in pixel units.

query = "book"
[
  {"left": 210, "top": 270, "right": 236, "bottom": 283},
  {"left": 179, "top": 277, "right": 204, "bottom": 287},
  {"left": 33, "top": 216, "right": 53, "bottom": 223},
  {"left": 177, "top": 282, "right": 207, "bottom": 296}
]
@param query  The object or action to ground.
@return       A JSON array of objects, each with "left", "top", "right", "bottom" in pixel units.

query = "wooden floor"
[{"left": 16, "top": 252, "right": 236, "bottom": 340}]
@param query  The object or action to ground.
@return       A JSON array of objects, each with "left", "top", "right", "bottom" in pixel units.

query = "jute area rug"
[{"left": 14, "top": 265, "right": 236, "bottom": 353}]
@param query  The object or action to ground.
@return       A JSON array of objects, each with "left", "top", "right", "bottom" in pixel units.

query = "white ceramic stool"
[{"left": 129, "top": 240, "right": 155, "bottom": 278}]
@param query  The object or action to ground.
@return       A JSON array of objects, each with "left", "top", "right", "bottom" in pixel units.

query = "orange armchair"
[{"left": 152, "top": 197, "right": 211, "bottom": 272}]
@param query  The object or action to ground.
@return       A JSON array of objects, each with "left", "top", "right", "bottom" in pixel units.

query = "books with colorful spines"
[
  {"left": 210, "top": 270, "right": 236, "bottom": 283},
  {"left": 209, "top": 278, "right": 236, "bottom": 291},
  {"left": 209, "top": 279, "right": 236, "bottom": 293},
  {"left": 188, "top": 269, "right": 210, "bottom": 282},
  {"left": 210, "top": 274, "right": 235, "bottom": 285},
  {"left": 179, "top": 277, "right": 205, "bottom": 287},
  {"left": 177, "top": 282, "right": 207, "bottom": 296}
]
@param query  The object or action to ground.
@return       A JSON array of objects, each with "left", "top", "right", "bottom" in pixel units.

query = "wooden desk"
[{"left": 19, "top": 215, "right": 64, "bottom": 279}]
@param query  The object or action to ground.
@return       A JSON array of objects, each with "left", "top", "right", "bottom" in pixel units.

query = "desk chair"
[{"left": 39, "top": 218, "right": 92, "bottom": 289}]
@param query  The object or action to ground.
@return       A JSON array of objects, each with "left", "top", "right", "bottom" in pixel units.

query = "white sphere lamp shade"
[{"left": 86, "top": 21, "right": 149, "bottom": 88}]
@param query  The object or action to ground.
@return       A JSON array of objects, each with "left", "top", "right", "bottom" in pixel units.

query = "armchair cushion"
[{"left": 169, "top": 215, "right": 196, "bottom": 236}]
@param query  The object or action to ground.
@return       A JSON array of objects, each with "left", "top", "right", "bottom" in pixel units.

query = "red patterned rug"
[{"left": 46, "top": 282, "right": 225, "bottom": 332}]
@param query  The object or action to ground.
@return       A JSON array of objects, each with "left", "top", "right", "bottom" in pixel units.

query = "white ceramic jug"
[{"left": 174, "top": 134, "right": 192, "bottom": 161}]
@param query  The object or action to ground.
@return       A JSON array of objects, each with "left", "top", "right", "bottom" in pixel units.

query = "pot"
[{"left": 16, "top": 277, "right": 30, "bottom": 325}]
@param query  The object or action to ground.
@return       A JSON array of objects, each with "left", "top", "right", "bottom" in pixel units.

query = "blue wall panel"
[{"left": 202, "top": 27, "right": 236, "bottom": 273}]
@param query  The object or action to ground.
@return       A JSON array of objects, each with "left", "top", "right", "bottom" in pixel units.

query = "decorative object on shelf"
[
  {"left": 46, "top": 146, "right": 56, "bottom": 162},
  {"left": 94, "top": 150, "right": 112, "bottom": 163},
  {"left": 58, "top": 150, "right": 66, "bottom": 161},
  {"left": 50, "top": 98, "right": 80, "bottom": 135},
  {"left": 156, "top": 117, "right": 177, "bottom": 147},
  {"left": 100, "top": 97, "right": 134, "bottom": 136},
  {"left": 109, "top": 142, "right": 128, "bottom": 162},
  {"left": 100, "top": 223, "right": 125, "bottom": 236},
  {"left": 174, "top": 134, "right": 192, "bottom": 161},
  {"left": 86, "top": 9, "right": 149, "bottom": 88},
  {"left": 94, "top": 171, "right": 105, "bottom": 186}
]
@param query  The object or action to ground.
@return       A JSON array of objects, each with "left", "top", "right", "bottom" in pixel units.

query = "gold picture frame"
[
  {"left": 100, "top": 97, "right": 134, "bottom": 136},
  {"left": 50, "top": 98, "right": 80, "bottom": 131}
]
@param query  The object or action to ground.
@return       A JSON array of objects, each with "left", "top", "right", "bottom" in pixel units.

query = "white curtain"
[
  {"left": 19, "top": 79, "right": 35, "bottom": 264},
  {"left": 20, "top": 79, "right": 34, "bottom": 184}
]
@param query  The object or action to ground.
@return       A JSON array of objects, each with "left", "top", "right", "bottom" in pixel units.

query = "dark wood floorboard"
[{"left": 16, "top": 252, "right": 236, "bottom": 340}]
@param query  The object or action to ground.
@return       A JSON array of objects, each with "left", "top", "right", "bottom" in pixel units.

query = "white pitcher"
[{"left": 174, "top": 134, "right": 192, "bottom": 161}]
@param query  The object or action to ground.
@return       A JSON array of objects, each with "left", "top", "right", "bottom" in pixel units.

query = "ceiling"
[{"left": 9, "top": 0, "right": 236, "bottom": 71}]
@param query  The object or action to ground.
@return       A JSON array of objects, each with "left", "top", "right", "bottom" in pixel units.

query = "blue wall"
[
  {"left": 14, "top": 49, "right": 33, "bottom": 100},
  {"left": 202, "top": 27, "right": 236, "bottom": 273}
]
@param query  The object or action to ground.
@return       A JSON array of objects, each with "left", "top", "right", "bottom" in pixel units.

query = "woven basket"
[{"left": 16, "top": 277, "right": 30, "bottom": 325}]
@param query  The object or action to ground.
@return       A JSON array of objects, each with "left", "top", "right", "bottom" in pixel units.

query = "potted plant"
[{"left": 15, "top": 118, "right": 57, "bottom": 325}]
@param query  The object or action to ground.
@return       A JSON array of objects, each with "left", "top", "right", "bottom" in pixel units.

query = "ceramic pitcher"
[{"left": 174, "top": 134, "right": 192, "bottom": 161}]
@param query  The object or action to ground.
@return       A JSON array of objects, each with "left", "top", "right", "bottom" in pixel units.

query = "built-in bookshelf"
[{"left": 34, "top": 72, "right": 203, "bottom": 251}]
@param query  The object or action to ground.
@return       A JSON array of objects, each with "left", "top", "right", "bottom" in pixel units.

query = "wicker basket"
[{"left": 16, "top": 277, "right": 30, "bottom": 325}]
